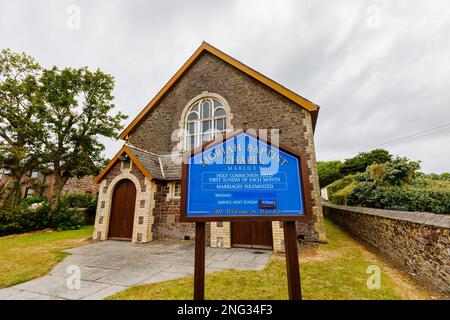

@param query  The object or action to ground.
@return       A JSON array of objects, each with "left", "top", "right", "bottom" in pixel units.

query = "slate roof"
[
  {"left": 159, "top": 154, "right": 182, "bottom": 180},
  {"left": 126, "top": 145, "right": 182, "bottom": 181}
]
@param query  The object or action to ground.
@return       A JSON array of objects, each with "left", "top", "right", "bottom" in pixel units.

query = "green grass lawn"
[
  {"left": 0, "top": 226, "right": 93, "bottom": 288},
  {"left": 108, "top": 220, "right": 429, "bottom": 300}
]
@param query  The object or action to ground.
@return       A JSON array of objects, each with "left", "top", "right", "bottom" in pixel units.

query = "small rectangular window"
[
  {"left": 202, "top": 120, "right": 211, "bottom": 132},
  {"left": 215, "top": 118, "right": 225, "bottom": 131},
  {"left": 173, "top": 181, "right": 181, "bottom": 198},
  {"left": 31, "top": 170, "right": 38, "bottom": 179},
  {"left": 188, "top": 122, "right": 196, "bottom": 134}
]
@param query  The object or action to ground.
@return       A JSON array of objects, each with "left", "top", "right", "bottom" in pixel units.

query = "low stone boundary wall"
[{"left": 323, "top": 203, "right": 450, "bottom": 294}]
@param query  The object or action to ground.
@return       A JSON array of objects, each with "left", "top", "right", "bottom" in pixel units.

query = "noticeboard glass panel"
[{"left": 184, "top": 132, "right": 308, "bottom": 220}]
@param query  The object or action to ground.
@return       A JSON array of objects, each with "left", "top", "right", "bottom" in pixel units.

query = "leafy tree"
[
  {"left": 317, "top": 160, "right": 343, "bottom": 188},
  {"left": 33, "top": 66, "right": 127, "bottom": 209},
  {"left": 382, "top": 157, "right": 420, "bottom": 186},
  {"left": 419, "top": 172, "right": 450, "bottom": 181},
  {"left": 0, "top": 49, "right": 42, "bottom": 206},
  {"left": 340, "top": 149, "right": 392, "bottom": 175}
]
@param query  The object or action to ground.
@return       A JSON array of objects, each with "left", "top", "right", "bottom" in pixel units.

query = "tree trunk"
[
  {"left": 49, "top": 174, "right": 68, "bottom": 210},
  {"left": 1, "top": 169, "right": 25, "bottom": 209}
]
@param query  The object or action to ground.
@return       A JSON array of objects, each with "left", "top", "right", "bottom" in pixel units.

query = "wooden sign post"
[
  {"left": 284, "top": 221, "right": 302, "bottom": 300},
  {"left": 181, "top": 130, "right": 312, "bottom": 300},
  {"left": 194, "top": 222, "right": 206, "bottom": 300}
]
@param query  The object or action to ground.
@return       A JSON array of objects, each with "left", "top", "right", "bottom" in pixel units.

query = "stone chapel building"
[{"left": 93, "top": 42, "right": 325, "bottom": 252}]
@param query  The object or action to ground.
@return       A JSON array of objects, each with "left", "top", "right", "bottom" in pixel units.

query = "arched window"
[{"left": 184, "top": 97, "right": 228, "bottom": 150}]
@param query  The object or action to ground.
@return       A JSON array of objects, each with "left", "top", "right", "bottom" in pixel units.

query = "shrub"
[
  {"left": 340, "top": 149, "right": 392, "bottom": 175},
  {"left": 20, "top": 195, "right": 46, "bottom": 206},
  {"left": 326, "top": 155, "right": 449, "bottom": 214},
  {"left": 382, "top": 157, "right": 420, "bottom": 186},
  {"left": 420, "top": 172, "right": 450, "bottom": 181},
  {"left": 49, "top": 193, "right": 96, "bottom": 230},
  {"left": 59, "top": 193, "right": 96, "bottom": 209},
  {"left": 330, "top": 182, "right": 355, "bottom": 205},
  {"left": 49, "top": 204, "right": 85, "bottom": 231},
  {"left": 0, "top": 200, "right": 50, "bottom": 236},
  {"left": 347, "top": 184, "right": 450, "bottom": 214},
  {"left": 317, "top": 161, "right": 344, "bottom": 188},
  {"left": 0, "top": 193, "right": 95, "bottom": 235},
  {"left": 59, "top": 193, "right": 97, "bottom": 225},
  {"left": 365, "top": 163, "right": 385, "bottom": 182},
  {"left": 327, "top": 175, "right": 356, "bottom": 205}
]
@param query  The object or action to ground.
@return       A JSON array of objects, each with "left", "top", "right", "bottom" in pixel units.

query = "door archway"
[{"left": 108, "top": 179, "right": 136, "bottom": 240}]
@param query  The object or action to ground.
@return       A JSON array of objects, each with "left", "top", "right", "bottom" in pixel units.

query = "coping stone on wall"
[{"left": 324, "top": 203, "right": 450, "bottom": 229}]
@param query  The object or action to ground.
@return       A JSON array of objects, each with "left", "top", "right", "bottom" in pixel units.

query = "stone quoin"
[{"left": 93, "top": 42, "right": 326, "bottom": 251}]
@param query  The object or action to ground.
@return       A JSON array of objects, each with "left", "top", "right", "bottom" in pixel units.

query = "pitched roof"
[
  {"left": 95, "top": 144, "right": 182, "bottom": 183},
  {"left": 159, "top": 154, "right": 182, "bottom": 180},
  {"left": 95, "top": 145, "right": 151, "bottom": 183},
  {"left": 119, "top": 42, "right": 319, "bottom": 140},
  {"left": 126, "top": 145, "right": 163, "bottom": 180}
]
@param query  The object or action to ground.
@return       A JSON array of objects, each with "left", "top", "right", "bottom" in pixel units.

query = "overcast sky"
[{"left": 1, "top": 0, "right": 449, "bottom": 173}]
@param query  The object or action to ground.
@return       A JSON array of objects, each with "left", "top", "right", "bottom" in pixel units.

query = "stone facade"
[
  {"left": 323, "top": 204, "right": 450, "bottom": 294},
  {"left": 94, "top": 161, "right": 155, "bottom": 243},
  {"left": 62, "top": 176, "right": 99, "bottom": 195},
  {"left": 93, "top": 48, "right": 325, "bottom": 250},
  {"left": 0, "top": 172, "right": 97, "bottom": 208},
  {"left": 210, "top": 222, "right": 232, "bottom": 248},
  {"left": 152, "top": 180, "right": 210, "bottom": 242},
  {"left": 127, "top": 52, "right": 325, "bottom": 244}
]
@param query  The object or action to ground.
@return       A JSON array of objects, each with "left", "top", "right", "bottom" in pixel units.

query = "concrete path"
[{"left": 0, "top": 240, "right": 271, "bottom": 300}]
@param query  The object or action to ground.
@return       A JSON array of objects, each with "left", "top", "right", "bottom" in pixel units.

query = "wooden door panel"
[
  {"left": 109, "top": 179, "right": 136, "bottom": 240},
  {"left": 231, "top": 222, "right": 253, "bottom": 248},
  {"left": 231, "top": 221, "right": 273, "bottom": 249},
  {"left": 252, "top": 221, "right": 273, "bottom": 249}
]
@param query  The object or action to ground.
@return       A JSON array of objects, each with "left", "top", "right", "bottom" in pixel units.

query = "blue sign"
[{"left": 183, "top": 132, "right": 308, "bottom": 220}]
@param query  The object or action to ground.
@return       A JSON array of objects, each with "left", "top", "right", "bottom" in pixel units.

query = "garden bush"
[
  {"left": 327, "top": 157, "right": 450, "bottom": 214},
  {"left": 59, "top": 193, "right": 97, "bottom": 225},
  {"left": 328, "top": 175, "right": 356, "bottom": 205},
  {"left": 59, "top": 193, "right": 96, "bottom": 209},
  {"left": 0, "top": 193, "right": 96, "bottom": 236},
  {"left": 317, "top": 160, "right": 344, "bottom": 188},
  {"left": 49, "top": 204, "right": 85, "bottom": 231},
  {"left": 340, "top": 149, "right": 392, "bottom": 175},
  {"left": 0, "top": 200, "right": 50, "bottom": 236},
  {"left": 347, "top": 184, "right": 450, "bottom": 214}
]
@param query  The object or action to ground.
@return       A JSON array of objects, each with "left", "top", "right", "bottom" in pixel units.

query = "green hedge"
[
  {"left": 327, "top": 175, "right": 357, "bottom": 205},
  {"left": 59, "top": 193, "right": 96, "bottom": 209},
  {"left": 0, "top": 193, "right": 97, "bottom": 236},
  {"left": 326, "top": 160, "right": 450, "bottom": 214},
  {"left": 59, "top": 193, "right": 97, "bottom": 225},
  {"left": 346, "top": 182, "right": 450, "bottom": 214},
  {"left": 0, "top": 202, "right": 50, "bottom": 236}
]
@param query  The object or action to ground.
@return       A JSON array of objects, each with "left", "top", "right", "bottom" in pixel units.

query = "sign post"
[
  {"left": 194, "top": 222, "right": 206, "bottom": 300},
  {"left": 181, "top": 129, "right": 312, "bottom": 300},
  {"left": 284, "top": 221, "right": 302, "bottom": 299}
]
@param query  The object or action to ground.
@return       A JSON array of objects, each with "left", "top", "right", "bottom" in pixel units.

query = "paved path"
[{"left": 0, "top": 240, "right": 271, "bottom": 300}]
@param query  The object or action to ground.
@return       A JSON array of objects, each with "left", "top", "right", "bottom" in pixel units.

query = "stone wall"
[
  {"left": 323, "top": 203, "right": 450, "bottom": 294},
  {"left": 127, "top": 52, "right": 325, "bottom": 242},
  {"left": 152, "top": 180, "right": 210, "bottom": 242},
  {"left": 62, "top": 176, "right": 98, "bottom": 195},
  {"left": 94, "top": 160, "right": 155, "bottom": 244}
]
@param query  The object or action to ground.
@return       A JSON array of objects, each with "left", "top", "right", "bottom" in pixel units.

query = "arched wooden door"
[{"left": 108, "top": 179, "right": 136, "bottom": 240}]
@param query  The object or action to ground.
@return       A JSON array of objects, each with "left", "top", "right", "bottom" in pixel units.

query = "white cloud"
[{"left": 1, "top": 0, "right": 449, "bottom": 173}]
